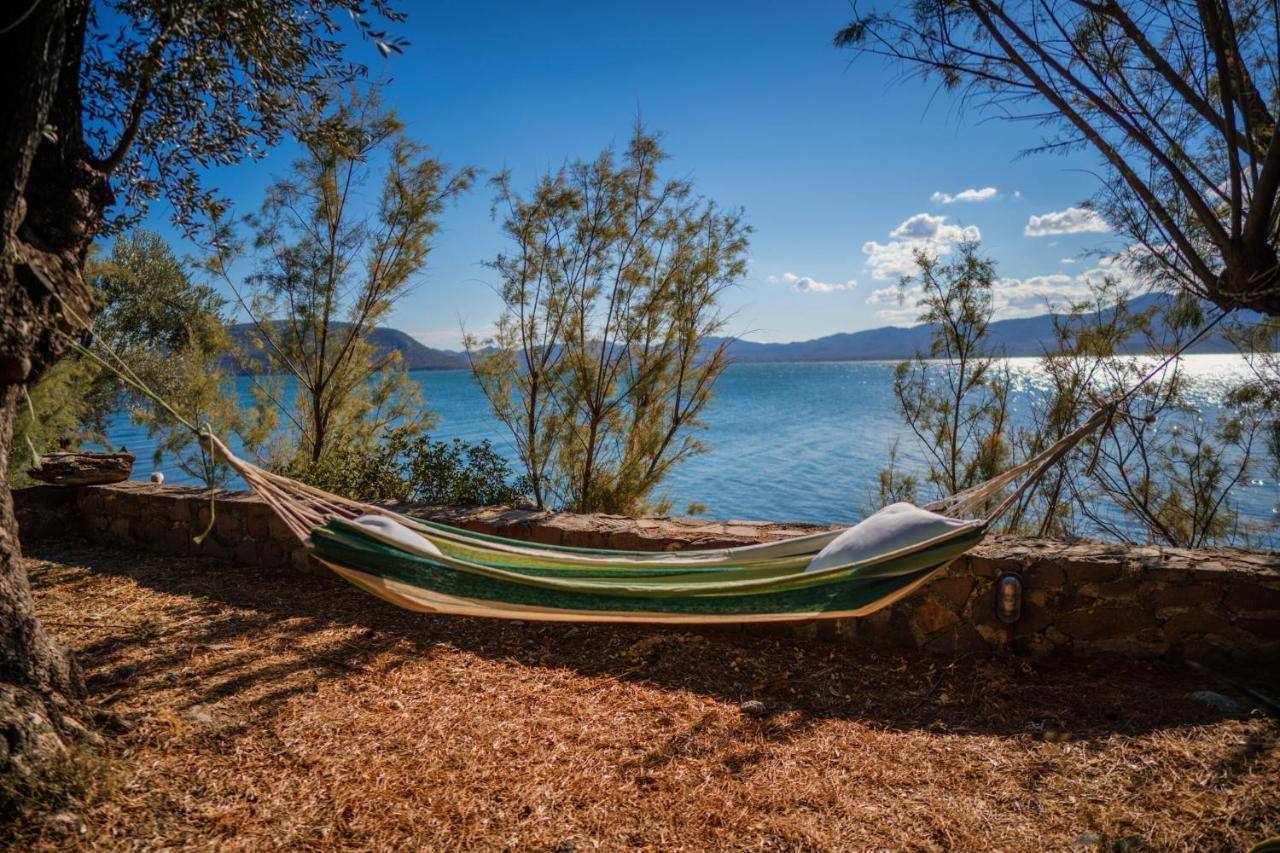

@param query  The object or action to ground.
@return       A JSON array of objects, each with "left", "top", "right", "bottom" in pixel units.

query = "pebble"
[
  {"left": 740, "top": 700, "right": 769, "bottom": 717},
  {"left": 1187, "top": 690, "right": 1243, "bottom": 714},
  {"left": 44, "top": 811, "right": 86, "bottom": 836},
  {"left": 184, "top": 705, "right": 213, "bottom": 724},
  {"left": 1072, "top": 831, "right": 1104, "bottom": 849}
]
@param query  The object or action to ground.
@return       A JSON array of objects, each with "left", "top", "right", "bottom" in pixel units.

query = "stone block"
[
  {"left": 1022, "top": 563, "right": 1066, "bottom": 590},
  {"left": 527, "top": 524, "right": 563, "bottom": 546},
  {"left": 164, "top": 526, "right": 192, "bottom": 554},
  {"left": 133, "top": 520, "right": 166, "bottom": 545},
  {"left": 267, "top": 513, "right": 294, "bottom": 542},
  {"left": 1152, "top": 584, "right": 1221, "bottom": 608},
  {"left": 168, "top": 498, "right": 194, "bottom": 523},
  {"left": 235, "top": 539, "right": 260, "bottom": 566},
  {"left": 1012, "top": 601, "right": 1054, "bottom": 636},
  {"left": 291, "top": 549, "right": 314, "bottom": 573},
  {"left": 1162, "top": 608, "right": 1231, "bottom": 639},
  {"left": 911, "top": 599, "right": 959, "bottom": 640},
  {"left": 1092, "top": 577, "right": 1143, "bottom": 599},
  {"left": 1235, "top": 616, "right": 1280, "bottom": 641},
  {"left": 1055, "top": 606, "right": 1155, "bottom": 641},
  {"left": 1061, "top": 559, "right": 1124, "bottom": 584},
  {"left": 244, "top": 507, "right": 271, "bottom": 540},
  {"left": 966, "top": 555, "right": 1019, "bottom": 578},
  {"left": 924, "top": 622, "right": 989, "bottom": 656},
  {"left": 926, "top": 576, "right": 974, "bottom": 609},
  {"left": 1225, "top": 581, "right": 1280, "bottom": 612}
]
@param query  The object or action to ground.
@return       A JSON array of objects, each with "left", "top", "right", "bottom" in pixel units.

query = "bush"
[{"left": 288, "top": 428, "right": 531, "bottom": 507}]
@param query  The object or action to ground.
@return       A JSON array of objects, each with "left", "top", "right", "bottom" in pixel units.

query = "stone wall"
[{"left": 14, "top": 481, "right": 1280, "bottom": 663}]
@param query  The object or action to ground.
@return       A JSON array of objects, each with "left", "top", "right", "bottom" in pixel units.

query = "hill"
[{"left": 226, "top": 323, "right": 469, "bottom": 373}]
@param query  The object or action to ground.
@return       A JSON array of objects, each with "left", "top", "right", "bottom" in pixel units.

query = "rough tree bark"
[{"left": 1, "top": 0, "right": 106, "bottom": 777}]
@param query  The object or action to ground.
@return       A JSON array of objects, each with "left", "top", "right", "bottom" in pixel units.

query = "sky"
[{"left": 144, "top": 0, "right": 1136, "bottom": 350}]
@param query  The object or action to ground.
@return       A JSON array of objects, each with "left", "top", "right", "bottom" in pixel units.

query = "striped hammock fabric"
[{"left": 306, "top": 511, "right": 989, "bottom": 624}]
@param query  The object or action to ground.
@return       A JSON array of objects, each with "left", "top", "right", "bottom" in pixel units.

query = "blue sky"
[{"left": 147, "top": 0, "right": 1135, "bottom": 349}]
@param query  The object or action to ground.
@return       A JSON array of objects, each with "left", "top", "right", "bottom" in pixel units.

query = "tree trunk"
[
  {"left": 0, "top": 0, "right": 102, "bottom": 780},
  {"left": 0, "top": 386, "right": 86, "bottom": 776}
]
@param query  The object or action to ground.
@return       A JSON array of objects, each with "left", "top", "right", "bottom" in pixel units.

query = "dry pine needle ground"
[{"left": 9, "top": 544, "right": 1279, "bottom": 851}]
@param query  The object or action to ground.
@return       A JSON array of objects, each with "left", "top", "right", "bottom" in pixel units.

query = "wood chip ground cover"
[{"left": 11, "top": 545, "right": 1279, "bottom": 851}]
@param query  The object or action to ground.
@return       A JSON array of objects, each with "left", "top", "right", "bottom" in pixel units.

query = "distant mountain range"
[
  {"left": 227, "top": 295, "right": 1246, "bottom": 374},
  {"left": 714, "top": 293, "right": 1245, "bottom": 363}
]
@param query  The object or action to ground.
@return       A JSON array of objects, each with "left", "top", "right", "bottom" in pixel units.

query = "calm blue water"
[{"left": 104, "top": 356, "right": 1278, "bottom": 532}]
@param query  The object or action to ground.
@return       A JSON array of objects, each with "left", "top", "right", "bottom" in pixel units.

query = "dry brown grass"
[{"left": 11, "top": 543, "right": 1279, "bottom": 851}]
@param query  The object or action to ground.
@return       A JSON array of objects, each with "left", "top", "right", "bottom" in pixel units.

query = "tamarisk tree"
[
  {"left": 836, "top": 1, "right": 1280, "bottom": 316},
  {"left": 0, "top": 0, "right": 403, "bottom": 790},
  {"left": 468, "top": 127, "right": 749, "bottom": 514},
  {"left": 208, "top": 92, "right": 473, "bottom": 471}
]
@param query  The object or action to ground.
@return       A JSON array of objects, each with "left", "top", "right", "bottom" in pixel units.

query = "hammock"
[
  {"left": 192, "top": 404, "right": 1115, "bottom": 624},
  {"left": 57, "top": 292, "right": 1225, "bottom": 626}
]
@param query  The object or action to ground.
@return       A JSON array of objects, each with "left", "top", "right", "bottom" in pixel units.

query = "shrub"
[{"left": 289, "top": 428, "right": 531, "bottom": 507}]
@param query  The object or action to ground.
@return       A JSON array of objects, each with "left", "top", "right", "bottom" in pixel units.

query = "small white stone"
[{"left": 150, "top": 471, "right": 164, "bottom": 484}]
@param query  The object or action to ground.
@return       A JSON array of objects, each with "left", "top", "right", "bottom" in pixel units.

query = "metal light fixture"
[{"left": 996, "top": 571, "right": 1023, "bottom": 624}]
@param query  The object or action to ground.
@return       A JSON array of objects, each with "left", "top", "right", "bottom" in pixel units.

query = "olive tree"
[{"left": 0, "top": 0, "right": 404, "bottom": 790}]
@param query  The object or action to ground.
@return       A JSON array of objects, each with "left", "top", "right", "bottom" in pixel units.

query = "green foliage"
[
  {"left": 83, "top": 1, "right": 409, "bottom": 235},
  {"left": 10, "top": 231, "right": 248, "bottom": 487},
  {"left": 290, "top": 428, "right": 530, "bottom": 507},
  {"left": 468, "top": 124, "right": 749, "bottom": 515},
  {"left": 886, "top": 243, "right": 1010, "bottom": 505},
  {"left": 208, "top": 90, "right": 473, "bottom": 473},
  {"left": 871, "top": 438, "right": 919, "bottom": 513},
  {"left": 9, "top": 357, "right": 107, "bottom": 488}
]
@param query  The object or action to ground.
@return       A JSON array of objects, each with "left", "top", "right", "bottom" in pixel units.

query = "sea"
[{"left": 102, "top": 355, "right": 1278, "bottom": 537}]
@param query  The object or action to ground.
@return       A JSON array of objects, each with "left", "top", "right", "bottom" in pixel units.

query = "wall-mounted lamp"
[{"left": 996, "top": 572, "right": 1023, "bottom": 625}]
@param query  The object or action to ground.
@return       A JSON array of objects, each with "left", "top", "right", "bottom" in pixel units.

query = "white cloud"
[
  {"left": 768, "top": 272, "right": 856, "bottom": 293},
  {"left": 861, "top": 213, "right": 982, "bottom": 281},
  {"left": 1025, "top": 206, "right": 1110, "bottom": 237},
  {"left": 866, "top": 249, "right": 1142, "bottom": 325},
  {"left": 930, "top": 186, "right": 998, "bottom": 204},
  {"left": 1060, "top": 257, "right": 1077, "bottom": 264}
]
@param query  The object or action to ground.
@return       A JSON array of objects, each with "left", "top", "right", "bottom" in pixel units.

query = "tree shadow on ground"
[{"left": 28, "top": 542, "right": 1278, "bottom": 749}]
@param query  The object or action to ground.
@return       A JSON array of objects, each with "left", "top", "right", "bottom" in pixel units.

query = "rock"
[
  {"left": 184, "top": 705, "right": 213, "bottom": 724},
  {"left": 44, "top": 810, "right": 86, "bottom": 836},
  {"left": 1072, "top": 831, "right": 1104, "bottom": 850},
  {"left": 740, "top": 700, "right": 769, "bottom": 717},
  {"left": 1187, "top": 690, "right": 1243, "bottom": 714},
  {"left": 92, "top": 709, "right": 137, "bottom": 735},
  {"left": 28, "top": 451, "right": 134, "bottom": 486}
]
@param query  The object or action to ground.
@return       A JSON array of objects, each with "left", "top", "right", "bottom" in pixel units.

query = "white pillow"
[
  {"left": 804, "top": 502, "right": 974, "bottom": 573},
  {"left": 350, "top": 514, "right": 445, "bottom": 560}
]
